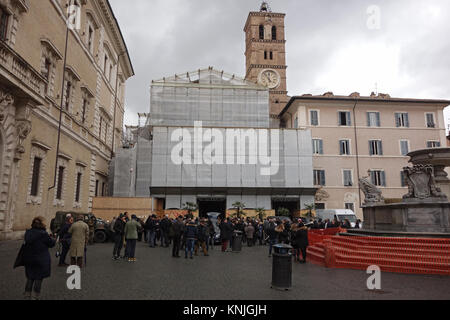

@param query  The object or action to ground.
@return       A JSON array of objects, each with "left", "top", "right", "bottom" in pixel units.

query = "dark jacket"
[
  {"left": 113, "top": 218, "right": 125, "bottom": 235},
  {"left": 23, "top": 228, "right": 56, "bottom": 280},
  {"left": 266, "top": 223, "right": 278, "bottom": 241},
  {"left": 184, "top": 223, "right": 198, "bottom": 239},
  {"left": 170, "top": 220, "right": 185, "bottom": 238},
  {"left": 219, "top": 221, "right": 233, "bottom": 241},
  {"left": 160, "top": 218, "right": 171, "bottom": 233},
  {"left": 197, "top": 224, "right": 208, "bottom": 242},
  {"left": 58, "top": 222, "right": 72, "bottom": 245},
  {"left": 292, "top": 227, "right": 309, "bottom": 248}
]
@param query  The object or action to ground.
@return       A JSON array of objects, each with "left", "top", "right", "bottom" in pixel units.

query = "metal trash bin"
[
  {"left": 271, "top": 244, "right": 293, "bottom": 290},
  {"left": 232, "top": 231, "right": 243, "bottom": 252}
]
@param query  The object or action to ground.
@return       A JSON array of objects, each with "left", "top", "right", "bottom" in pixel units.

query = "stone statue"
[
  {"left": 359, "top": 175, "right": 384, "bottom": 205},
  {"left": 402, "top": 164, "right": 447, "bottom": 201}
]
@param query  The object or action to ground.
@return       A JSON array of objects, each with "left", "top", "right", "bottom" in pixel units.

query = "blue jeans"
[
  {"left": 148, "top": 230, "right": 156, "bottom": 247},
  {"left": 269, "top": 239, "right": 278, "bottom": 255},
  {"left": 185, "top": 238, "right": 195, "bottom": 258}
]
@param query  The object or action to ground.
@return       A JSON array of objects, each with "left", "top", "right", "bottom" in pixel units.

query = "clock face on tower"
[{"left": 258, "top": 69, "right": 280, "bottom": 89}]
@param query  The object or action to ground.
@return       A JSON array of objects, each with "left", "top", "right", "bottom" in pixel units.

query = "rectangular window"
[
  {"left": 400, "top": 171, "right": 407, "bottom": 187},
  {"left": 88, "top": 27, "right": 94, "bottom": 51},
  {"left": 312, "top": 139, "right": 323, "bottom": 155},
  {"left": 313, "top": 170, "right": 326, "bottom": 186},
  {"left": 95, "top": 180, "right": 99, "bottom": 197},
  {"left": 75, "top": 172, "right": 82, "bottom": 203},
  {"left": 369, "top": 140, "right": 383, "bottom": 156},
  {"left": 367, "top": 112, "right": 380, "bottom": 127},
  {"left": 270, "top": 51, "right": 273, "bottom": 60},
  {"left": 370, "top": 170, "right": 386, "bottom": 187},
  {"left": 395, "top": 112, "right": 409, "bottom": 128},
  {"left": 427, "top": 141, "right": 441, "bottom": 148},
  {"left": 65, "top": 81, "right": 72, "bottom": 110},
  {"left": 345, "top": 203, "right": 355, "bottom": 212},
  {"left": 310, "top": 110, "right": 319, "bottom": 126},
  {"left": 99, "top": 117, "right": 103, "bottom": 139},
  {"left": 338, "top": 111, "right": 351, "bottom": 126},
  {"left": 426, "top": 113, "right": 435, "bottom": 128},
  {"left": 343, "top": 170, "right": 353, "bottom": 187},
  {"left": 81, "top": 98, "right": 87, "bottom": 123},
  {"left": 56, "top": 166, "right": 65, "bottom": 200},
  {"left": 315, "top": 203, "right": 325, "bottom": 210},
  {"left": 30, "top": 157, "right": 42, "bottom": 197},
  {"left": 0, "top": 7, "right": 8, "bottom": 41},
  {"left": 339, "top": 140, "right": 351, "bottom": 155},
  {"left": 400, "top": 140, "right": 409, "bottom": 156},
  {"left": 264, "top": 51, "right": 267, "bottom": 60}
]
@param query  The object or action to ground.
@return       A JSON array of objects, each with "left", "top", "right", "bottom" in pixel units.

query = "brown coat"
[{"left": 68, "top": 220, "right": 89, "bottom": 258}]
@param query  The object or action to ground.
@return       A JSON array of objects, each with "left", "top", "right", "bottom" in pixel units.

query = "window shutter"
[
  {"left": 320, "top": 171, "right": 326, "bottom": 186},
  {"left": 339, "top": 140, "right": 344, "bottom": 155},
  {"left": 405, "top": 113, "right": 409, "bottom": 127},
  {"left": 369, "top": 141, "right": 374, "bottom": 155},
  {"left": 378, "top": 141, "right": 383, "bottom": 155},
  {"left": 312, "top": 111, "right": 318, "bottom": 125},
  {"left": 370, "top": 171, "right": 375, "bottom": 185},
  {"left": 395, "top": 113, "right": 400, "bottom": 127},
  {"left": 319, "top": 140, "right": 323, "bottom": 154},
  {"left": 346, "top": 112, "right": 351, "bottom": 126},
  {"left": 376, "top": 112, "right": 381, "bottom": 127},
  {"left": 381, "top": 171, "right": 386, "bottom": 187},
  {"left": 367, "top": 113, "right": 371, "bottom": 127}
]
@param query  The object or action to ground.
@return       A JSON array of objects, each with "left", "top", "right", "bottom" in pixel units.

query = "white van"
[{"left": 315, "top": 209, "right": 358, "bottom": 228}]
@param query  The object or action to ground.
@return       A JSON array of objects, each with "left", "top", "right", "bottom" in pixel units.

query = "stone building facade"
[
  {"left": 0, "top": 0, "right": 133, "bottom": 240},
  {"left": 280, "top": 94, "right": 450, "bottom": 218}
]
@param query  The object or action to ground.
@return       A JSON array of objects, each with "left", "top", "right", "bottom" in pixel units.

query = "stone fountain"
[{"left": 354, "top": 148, "right": 450, "bottom": 236}]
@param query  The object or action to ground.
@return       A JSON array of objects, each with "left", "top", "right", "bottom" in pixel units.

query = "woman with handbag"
[{"left": 22, "top": 217, "right": 56, "bottom": 300}]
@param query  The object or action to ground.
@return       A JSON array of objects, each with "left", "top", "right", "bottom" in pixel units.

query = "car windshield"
[{"left": 337, "top": 215, "right": 357, "bottom": 222}]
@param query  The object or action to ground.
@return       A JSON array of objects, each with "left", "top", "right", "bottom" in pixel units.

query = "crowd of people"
[{"left": 16, "top": 212, "right": 361, "bottom": 299}]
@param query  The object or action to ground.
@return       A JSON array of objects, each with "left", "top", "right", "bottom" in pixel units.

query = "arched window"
[
  {"left": 272, "top": 26, "right": 277, "bottom": 40},
  {"left": 259, "top": 25, "right": 264, "bottom": 39}
]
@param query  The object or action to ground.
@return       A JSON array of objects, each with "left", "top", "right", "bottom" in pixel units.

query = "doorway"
[
  {"left": 198, "top": 198, "right": 226, "bottom": 219},
  {"left": 272, "top": 198, "right": 300, "bottom": 217}
]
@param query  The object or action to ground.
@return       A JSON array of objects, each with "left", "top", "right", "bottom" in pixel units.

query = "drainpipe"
[
  {"left": 49, "top": 4, "right": 71, "bottom": 192},
  {"left": 352, "top": 99, "right": 361, "bottom": 208}
]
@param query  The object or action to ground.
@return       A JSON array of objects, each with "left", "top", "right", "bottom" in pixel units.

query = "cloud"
[{"left": 109, "top": 0, "right": 450, "bottom": 127}]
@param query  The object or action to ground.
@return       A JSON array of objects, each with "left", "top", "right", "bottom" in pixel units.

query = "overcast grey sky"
[{"left": 109, "top": 0, "right": 450, "bottom": 128}]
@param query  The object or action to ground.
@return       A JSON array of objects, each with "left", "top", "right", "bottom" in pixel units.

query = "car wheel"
[{"left": 94, "top": 231, "right": 107, "bottom": 243}]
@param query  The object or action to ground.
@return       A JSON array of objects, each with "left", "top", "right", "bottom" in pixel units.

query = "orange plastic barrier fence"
[{"left": 308, "top": 228, "right": 346, "bottom": 246}]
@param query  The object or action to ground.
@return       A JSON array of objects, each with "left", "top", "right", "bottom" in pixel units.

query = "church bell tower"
[{"left": 244, "top": 2, "right": 289, "bottom": 120}]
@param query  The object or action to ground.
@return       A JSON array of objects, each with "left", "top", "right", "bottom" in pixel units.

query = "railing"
[{"left": 0, "top": 40, "right": 47, "bottom": 99}]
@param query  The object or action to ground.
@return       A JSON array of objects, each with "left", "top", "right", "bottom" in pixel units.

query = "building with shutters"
[{"left": 279, "top": 94, "right": 450, "bottom": 217}]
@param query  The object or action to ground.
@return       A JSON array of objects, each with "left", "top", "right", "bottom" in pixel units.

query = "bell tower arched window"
[
  {"left": 272, "top": 26, "right": 277, "bottom": 40},
  {"left": 259, "top": 25, "right": 264, "bottom": 40}
]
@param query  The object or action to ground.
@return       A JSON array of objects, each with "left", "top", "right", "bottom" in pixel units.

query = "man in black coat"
[
  {"left": 293, "top": 222, "right": 309, "bottom": 263},
  {"left": 160, "top": 215, "right": 171, "bottom": 247},
  {"left": 112, "top": 214, "right": 126, "bottom": 260},
  {"left": 170, "top": 216, "right": 185, "bottom": 258},
  {"left": 58, "top": 215, "right": 73, "bottom": 266},
  {"left": 219, "top": 218, "right": 233, "bottom": 252},
  {"left": 195, "top": 219, "right": 209, "bottom": 256},
  {"left": 267, "top": 219, "right": 278, "bottom": 257}
]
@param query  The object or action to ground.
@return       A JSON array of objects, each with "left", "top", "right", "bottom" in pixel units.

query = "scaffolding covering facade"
[
  {"left": 149, "top": 68, "right": 270, "bottom": 128},
  {"left": 112, "top": 67, "right": 316, "bottom": 211}
]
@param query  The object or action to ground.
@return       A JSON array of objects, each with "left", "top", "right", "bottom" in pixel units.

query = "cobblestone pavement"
[{"left": 1, "top": 240, "right": 449, "bottom": 300}]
